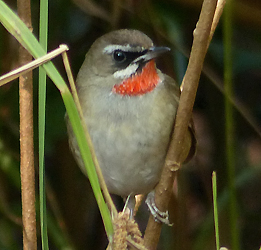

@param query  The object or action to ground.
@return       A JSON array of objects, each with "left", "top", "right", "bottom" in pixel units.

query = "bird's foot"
[
  {"left": 145, "top": 190, "right": 173, "bottom": 226},
  {"left": 123, "top": 194, "right": 136, "bottom": 219}
]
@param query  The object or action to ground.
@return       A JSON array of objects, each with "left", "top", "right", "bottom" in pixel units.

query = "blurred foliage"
[{"left": 1, "top": 0, "right": 261, "bottom": 249}]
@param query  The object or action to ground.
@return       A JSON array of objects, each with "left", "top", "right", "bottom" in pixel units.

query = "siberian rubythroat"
[{"left": 66, "top": 29, "right": 195, "bottom": 219}]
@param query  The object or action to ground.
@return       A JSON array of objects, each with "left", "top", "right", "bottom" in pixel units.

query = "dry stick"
[
  {"left": 144, "top": 0, "right": 220, "bottom": 248},
  {"left": 17, "top": 0, "right": 37, "bottom": 248},
  {"left": 209, "top": 0, "right": 226, "bottom": 43},
  {"left": 61, "top": 52, "right": 118, "bottom": 217},
  {"left": 0, "top": 45, "right": 69, "bottom": 87}
]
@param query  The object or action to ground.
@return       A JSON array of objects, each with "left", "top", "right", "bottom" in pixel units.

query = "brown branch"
[
  {"left": 144, "top": 0, "right": 221, "bottom": 248},
  {"left": 17, "top": 0, "right": 37, "bottom": 249}
]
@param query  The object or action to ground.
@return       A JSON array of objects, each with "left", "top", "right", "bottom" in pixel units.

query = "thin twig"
[
  {"left": 209, "top": 0, "right": 226, "bottom": 44},
  {"left": 0, "top": 45, "right": 68, "bottom": 86},
  {"left": 61, "top": 52, "right": 118, "bottom": 217},
  {"left": 144, "top": 0, "right": 223, "bottom": 248}
]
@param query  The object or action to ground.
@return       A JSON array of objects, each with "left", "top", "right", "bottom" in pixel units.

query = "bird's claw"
[{"left": 145, "top": 191, "right": 173, "bottom": 226}]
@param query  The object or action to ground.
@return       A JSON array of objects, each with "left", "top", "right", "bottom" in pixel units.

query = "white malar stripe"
[
  {"left": 103, "top": 44, "right": 145, "bottom": 54},
  {"left": 113, "top": 63, "right": 138, "bottom": 79}
]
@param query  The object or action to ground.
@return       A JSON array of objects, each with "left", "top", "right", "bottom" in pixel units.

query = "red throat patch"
[{"left": 112, "top": 60, "right": 160, "bottom": 96}]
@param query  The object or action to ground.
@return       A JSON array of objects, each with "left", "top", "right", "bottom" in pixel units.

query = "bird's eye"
[{"left": 113, "top": 50, "right": 126, "bottom": 62}]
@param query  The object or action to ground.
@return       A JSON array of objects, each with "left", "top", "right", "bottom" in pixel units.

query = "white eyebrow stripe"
[
  {"left": 113, "top": 63, "right": 138, "bottom": 79},
  {"left": 103, "top": 44, "right": 145, "bottom": 54}
]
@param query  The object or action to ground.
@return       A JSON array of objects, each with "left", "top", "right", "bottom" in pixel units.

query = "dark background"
[{"left": 0, "top": 0, "right": 261, "bottom": 249}]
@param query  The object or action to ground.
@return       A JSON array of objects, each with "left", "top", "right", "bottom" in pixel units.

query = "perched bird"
[{"left": 66, "top": 29, "right": 195, "bottom": 221}]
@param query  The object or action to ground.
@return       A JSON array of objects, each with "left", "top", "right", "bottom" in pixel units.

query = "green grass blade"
[
  {"left": 0, "top": 0, "right": 113, "bottom": 239},
  {"left": 39, "top": 0, "right": 49, "bottom": 248},
  {"left": 223, "top": 0, "right": 240, "bottom": 249},
  {"left": 212, "top": 172, "right": 220, "bottom": 250}
]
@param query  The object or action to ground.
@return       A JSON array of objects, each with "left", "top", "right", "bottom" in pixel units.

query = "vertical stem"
[
  {"left": 212, "top": 172, "right": 220, "bottom": 250},
  {"left": 223, "top": 0, "right": 240, "bottom": 249},
  {"left": 39, "top": 0, "right": 49, "bottom": 248},
  {"left": 17, "top": 0, "right": 37, "bottom": 249}
]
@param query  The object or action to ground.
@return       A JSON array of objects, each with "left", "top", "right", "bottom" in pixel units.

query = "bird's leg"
[
  {"left": 145, "top": 190, "right": 172, "bottom": 226},
  {"left": 134, "top": 194, "right": 144, "bottom": 216},
  {"left": 123, "top": 194, "right": 136, "bottom": 219}
]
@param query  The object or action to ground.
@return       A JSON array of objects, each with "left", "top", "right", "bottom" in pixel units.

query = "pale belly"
[{"left": 88, "top": 117, "right": 171, "bottom": 197}]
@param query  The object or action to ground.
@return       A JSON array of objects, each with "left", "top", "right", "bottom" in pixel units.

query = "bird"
[{"left": 66, "top": 29, "right": 195, "bottom": 222}]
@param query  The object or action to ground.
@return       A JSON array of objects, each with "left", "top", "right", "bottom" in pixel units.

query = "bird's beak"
[{"left": 133, "top": 46, "right": 170, "bottom": 64}]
